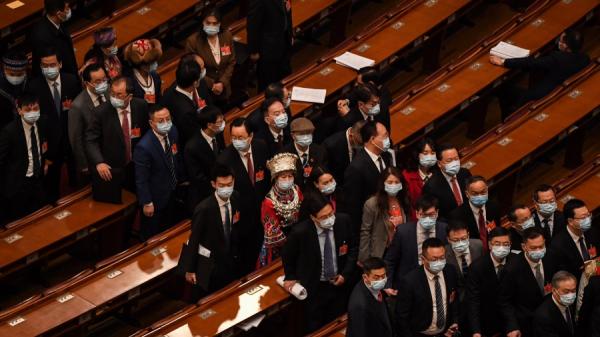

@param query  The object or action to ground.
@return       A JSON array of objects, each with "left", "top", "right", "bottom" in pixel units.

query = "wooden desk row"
[
  {"left": 309, "top": 314, "right": 348, "bottom": 337},
  {"left": 0, "top": 189, "right": 136, "bottom": 278},
  {"left": 218, "top": 0, "right": 477, "bottom": 142},
  {"left": 0, "top": 220, "right": 190, "bottom": 336},
  {"left": 389, "top": 0, "right": 599, "bottom": 148}
]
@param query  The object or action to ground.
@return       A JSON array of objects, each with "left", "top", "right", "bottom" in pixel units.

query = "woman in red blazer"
[{"left": 402, "top": 138, "right": 438, "bottom": 220}]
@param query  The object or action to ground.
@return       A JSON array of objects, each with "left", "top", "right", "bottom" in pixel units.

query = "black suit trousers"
[
  {"left": 2, "top": 177, "right": 45, "bottom": 225},
  {"left": 304, "top": 281, "right": 347, "bottom": 334}
]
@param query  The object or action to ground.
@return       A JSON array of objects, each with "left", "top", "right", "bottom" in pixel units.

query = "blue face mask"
[
  {"left": 62, "top": 8, "right": 72, "bottom": 21},
  {"left": 384, "top": 182, "right": 402, "bottom": 196},
  {"left": 110, "top": 95, "right": 126, "bottom": 109},
  {"left": 148, "top": 62, "right": 158, "bottom": 72},
  {"left": 419, "top": 216, "right": 437, "bottom": 230},
  {"left": 5, "top": 74, "right": 26, "bottom": 86},
  {"left": 470, "top": 194, "right": 488, "bottom": 207},
  {"left": 521, "top": 217, "right": 535, "bottom": 230},
  {"left": 444, "top": 160, "right": 461, "bottom": 176},
  {"left": 295, "top": 134, "right": 313, "bottom": 147},
  {"left": 367, "top": 103, "right": 381, "bottom": 116},
  {"left": 428, "top": 259, "right": 446, "bottom": 273},
  {"left": 369, "top": 277, "right": 387, "bottom": 291},
  {"left": 559, "top": 292, "right": 576, "bottom": 306},
  {"left": 317, "top": 214, "right": 336, "bottom": 229},
  {"left": 22, "top": 110, "right": 40, "bottom": 124},
  {"left": 379, "top": 137, "right": 391, "bottom": 152},
  {"left": 320, "top": 181, "right": 336, "bottom": 195},
  {"left": 277, "top": 177, "right": 294, "bottom": 191},
  {"left": 156, "top": 120, "right": 172, "bottom": 135},
  {"left": 203, "top": 25, "right": 220, "bottom": 36},
  {"left": 419, "top": 154, "right": 437, "bottom": 168},
  {"left": 527, "top": 247, "right": 546, "bottom": 261},
  {"left": 451, "top": 240, "right": 469, "bottom": 254},
  {"left": 42, "top": 66, "right": 60, "bottom": 79},
  {"left": 578, "top": 216, "right": 592, "bottom": 232},
  {"left": 538, "top": 201, "right": 557, "bottom": 215},
  {"left": 232, "top": 138, "right": 250, "bottom": 152},
  {"left": 491, "top": 245, "right": 510, "bottom": 259},
  {"left": 107, "top": 46, "right": 118, "bottom": 56},
  {"left": 274, "top": 113, "right": 288, "bottom": 129},
  {"left": 216, "top": 186, "right": 233, "bottom": 199},
  {"left": 94, "top": 81, "right": 109, "bottom": 95},
  {"left": 214, "top": 121, "right": 225, "bottom": 134}
]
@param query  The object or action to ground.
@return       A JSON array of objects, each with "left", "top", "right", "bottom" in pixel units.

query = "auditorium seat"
[{"left": 308, "top": 314, "right": 348, "bottom": 337}]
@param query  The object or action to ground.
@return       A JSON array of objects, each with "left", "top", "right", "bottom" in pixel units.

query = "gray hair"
[{"left": 551, "top": 270, "right": 576, "bottom": 288}]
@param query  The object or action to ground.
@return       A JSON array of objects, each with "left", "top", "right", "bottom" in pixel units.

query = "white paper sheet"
[
  {"left": 276, "top": 275, "right": 308, "bottom": 300},
  {"left": 490, "top": 41, "right": 530, "bottom": 59},
  {"left": 334, "top": 51, "right": 375, "bottom": 70},
  {"left": 291, "top": 86, "right": 327, "bottom": 104},
  {"left": 237, "top": 314, "right": 266, "bottom": 331}
]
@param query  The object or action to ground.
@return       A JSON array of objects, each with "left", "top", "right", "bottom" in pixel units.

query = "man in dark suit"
[
  {"left": 282, "top": 194, "right": 358, "bottom": 333},
  {"left": 246, "top": 82, "right": 292, "bottom": 135},
  {"left": 0, "top": 94, "right": 50, "bottom": 224},
  {"left": 28, "top": 0, "right": 78, "bottom": 77},
  {"left": 445, "top": 221, "right": 483, "bottom": 288},
  {"left": 385, "top": 195, "right": 448, "bottom": 291},
  {"left": 184, "top": 105, "right": 225, "bottom": 212},
  {"left": 347, "top": 257, "right": 393, "bottom": 337},
  {"left": 532, "top": 271, "right": 577, "bottom": 337},
  {"left": 467, "top": 227, "right": 515, "bottom": 337},
  {"left": 337, "top": 83, "right": 389, "bottom": 132},
  {"left": 498, "top": 227, "right": 559, "bottom": 337},
  {"left": 423, "top": 143, "right": 472, "bottom": 219},
  {"left": 449, "top": 175, "right": 501, "bottom": 251},
  {"left": 134, "top": 105, "right": 186, "bottom": 240},
  {"left": 162, "top": 54, "right": 213, "bottom": 147},
  {"left": 356, "top": 66, "right": 392, "bottom": 132},
  {"left": 182, "top": 164, "right": 249, "bottom": 301},
  {"left": 253, "top": 97, "right": 291, "bottom": 158},
  {"left": 507, "top": 204, "right": 535, "bottom": 251},
  {"left": 281, "top": 117, "right": 328, "bottom": 188},
  {"left": 322, "top": 120, "right": 365, "bottom": 185},
  {"left": 217, "top": 117, "right": 270, "bottom": 273},
  {"left": 532, "top": 184, "right": 566, "bottom": 244},
  {"left": 247, "top": 0, "right": 293, "bottom": 90},
  {"left": 86, "top": 76, "right": 149, "bottom": 199},
  {"left": 68, "top": 63, "right": 109, "bottom": 187},
  {"left": 342, "top": 121, "right": 392, "bottom": 231},
  {"left": 396, "top": 238, "right": 460, "bottom": 337},
  {"left": 578, "top": 275, "right": 600, "bottom": 337},
  {"left": 551, "top": 198, "right": 597, "bottom": 280},
  {"left": 27, "top": 47, "right": 81, "bottom": 202},
  {"left": 490, "top": 30, "right": 590, "bottom": 119},
  {"left": 0, "top": 51, "right": 28, "bottom": 129}
]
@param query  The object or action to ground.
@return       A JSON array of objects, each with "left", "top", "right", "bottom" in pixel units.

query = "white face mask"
[{"left": 5, "top": 74, "right": 26, "bottom": 86}]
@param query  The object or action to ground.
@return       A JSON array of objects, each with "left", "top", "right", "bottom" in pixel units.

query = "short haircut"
[
  {"left": 39, "top": 46, "right": 60, "bottom": 62},
  {"left": 304, "top": 193, "right": 331, "bottom": 217},
  {"left": 362, "top": 257, "right": 386, "bottom": 274},
  {"left": 16, "top": 93, "right": 39, "bottom": 108},
  {"left": 532, "top": 184, "right": 555, "bottom": 202},
  {"left": 352, "top": 83, "right": 378, "bottom": 103},
  {"left": 211, "top": 163, "right": 234, "bottom": 181},
  {"left": 507, "top": 204, "right": 528, "bottom": 222},
  {"left": 198, "top": 105, "right": 223, "bottom": 130},
  {"left": 564, "top": 30, "right": 583, "bottom": 52},
  {"left": 465, "top": 175, "right": 487, "bottom": 190},
  {"left": 44, "top": 0, "right": 67, "bottom": 15},
  {"left": 488, "top": 226, "right": 510, "bottom": 240},
  {"left": 358, "top": 66, "right": 381, "bottom": 86},
  {"left": 435, "top": 142, "right": 458, "bottom": 161},
  {"left": 563, "top": 198, "right": 586, "bottom": 220},
  {"left": 415, "top": 195, "right": 438, "bottom": 212},
  {"left": 265, "top": 82, "right": 285, "bottom": 100},
  {"left": 261, "top": 96, "right": 283, "bottom": 116},
  {"left": 422, "top": 238, "right": 445, "bottom": 255},
  {"left": 175, "top": 59, "right": 201, "bottom": 88},
  {"left": 447, "top": 221, "right": 469, "bottom": 235},
  {"left": 111, "top": 76, "right": 134, "bottom": 94},
  {"left": 359, "top": 121, "right": 378, "bottom": 144},
  {"left": 350, "top": 120, "right": 366, "bottom": 144},
  {"left": 230, "top": 116, "right": 253, "bottom": 134},
  {"left": 82, "top": 63, "right": 106, "bottom": 82},
  {"left": 148, "top": 104, "right": 168, "bottom": 119},
  {"left": 522, "top": 227, "right": 544, "bottom": 242},
  {"left": 551, "top": 270, "right": 576, "bottom": 288}
]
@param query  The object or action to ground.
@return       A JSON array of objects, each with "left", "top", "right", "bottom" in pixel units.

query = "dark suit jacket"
[
  {"left": 0, "top": 118, "right": 49, "bottom": 198},
  {"left": 133, "top": 126, "right": 186, "bottom": 209},
  {"left": 337, "top": 106, "right": 390, "bottom": 134},
  {"left": 0, "top": 78, "right": 25, "bottom": 129},
  {"left": 449, "top": 199, "right": 502, "bottom": 242},
  {"left": 384, "top": 220, "right": 448, "bottom": 289},
  {"left": 85, "top": 98, "right": 149, "bottom": 169},
  {"left": 578, "top": 276, "right": 600, "bottom": 337},
  {"left": 184, "top": 130, "right": 224, "bottom": 210},
  {"left": 396, "top": 266, "right": 460, "bottom": 337},
  {"left": 466, "top": 253, "right": 516, "bottom": 336},
  {"left": 68, "top": 89, "right": 107, "bottom": 172},
  {"left": 445, "top": 239, "right": 484, "bottom": 288},
  {"left": 533, "top": 209, "right": 566, "bottom": 244},
  {"left": 281, "top": 142, "right": 328, "bottom": 188},
  {"left": 532, "top": 296, "right": 575, "bottom": 337},
  {"left": 247, "top": 0, "right": 293, "bottom": 58},
  {"left": 422, "top": 168, "right": 472, "bottom": 219},
  {"left": 28, "top": 17, "right": 78, "bottom": 77},
  {"left": 182, "top": 192, "right": 248, "bottom": 291},
  {"left": 282, "top": 213, "right": 358, "bottom": 300},
  {"left": 162, "top": 83, "right": 213, "bottom": 147},
  {"left": 127, "top": 69, "right": 162, "bottom": 105},
  {"left": 253, "top": 121, "right": 291, "bottom": 159},
  {"left": 322, "top": 129, "right": 351, "bottom": 185},
  {"left": 347, "top": 281, "right": 393, "bottom": 337},
  {"left": 342, "top": 148, "right": 391, "bottom": 231},
  {"left": 498, "top": 251, "right": 559, "bottom": 335},
  {"left": 504, "top": 50, "right": 590, "bottom": 102},
  {"left": 27, "top": 73, "right": 81, "bottom": 157},
  {"left": 550, "top": 228, "right": 598, "bottom": 279}
]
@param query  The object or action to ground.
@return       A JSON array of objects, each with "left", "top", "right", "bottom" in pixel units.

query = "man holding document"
[{"left": 489, "top": 30, "right": 589, "bottom": 119}]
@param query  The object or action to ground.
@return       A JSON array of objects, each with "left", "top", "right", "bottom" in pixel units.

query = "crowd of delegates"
[{"left": 0, "top": 0, "right": 598, "bottom": 336}]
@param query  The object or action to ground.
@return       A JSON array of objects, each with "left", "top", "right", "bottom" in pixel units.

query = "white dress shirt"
[
  {"left": 315, "top": 224, "right": 338, "bottom": 281},
  {"left": 423, "top": 268, "right": 447, "bottom": 335},
  {"left": 535, "top": 212, "right": 555, "bottom": 235},
  {"left": 46, "top": 75, "right": 61, "bottom": 103},
  {"left": 525, "top": 253, "right": 545, "bottom": 281},
  {"left": 237, "top": 148, "right": 252, "bottom": 172},
  {"left": 86, "top": 88, "right": 104, "bottom": 107},
  {"left": 442, "top": 171, "right": 463, "bottom": 204},
  {"left": 364, "top": 146, "right": 385, "bottom": 172},
  {"left": 21, "top": 119, "right": 41, "bottom": 177},
  {"left": 215, "top": 191, "right": 232, "bottom": 227},
  {"left": 345, "top": 128, "right": 353, "bottom": 162},
  {"left": 470, "top": 202, "right": 487, "bottom": 226},
  {"left": 117, "top": 102, "right": 132, "bottom": 132},
  {"left": 455, "top": 248, "right": 472, "bottom": 274},
  {"left": 567, "top": 226, "right": 587, "bottom": 258},
  {"left": 175, "top": 86, "right": 197, "bottom": 102},
  {"left": 201, "top": 129, "right": 215, "bottom": 150}
]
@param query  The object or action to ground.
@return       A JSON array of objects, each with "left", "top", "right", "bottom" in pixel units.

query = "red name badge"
[
  {"left": 220, "top": 45, "right": 232, "bottom": 56},
  {"left": 544, "top": 283, "right": 552, "bottom": 295},
  {"left": 171, "top": 143, "right": 178, "bottom": 155},
  {"left": 486, "top": 220, "right": 497, "bottom": 233},
  {"left": 196, "top": 98, "right": 207, "bottom": 111},
  {"left": 62, "top": 99, "right": 72, "bottom": 110},
  {"left": 144, "top": 93, "right": 156, "bottom": 104},
  {"left": 449, "top": 290, "right": 457, "bottom": 303},
  {"left": 338, "top": 244, "right": 348, "bottom": 256},
  {"left": 589, "top": 246, "right": 597, "bottom": 259},
  {"left": 131, "top": 127, "right": 141, "bottom": 138},
  {"left": 233, "top": 211, "right": 240, "bottom": 224},
  {"left": 41, "top": 141, "right": 48, "bottom": 154},
  {"left": 255, "top": 169, "right": 265, "bottom": 182},
  {"left": 303, "top": 165, "right": 312, "bottom": 178}
]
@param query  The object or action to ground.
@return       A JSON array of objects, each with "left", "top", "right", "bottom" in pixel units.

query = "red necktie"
[
  {"left": 478, "top": 209, "right": 488, "bottom": 251},
  {"left": 377, "top": 292, "right": 383, "bottom": 302},
  {"left": 121, "top": 109, "right": 131, "bottom": 163},
  {"left": 450, "top": 176, "right": 463, "bottom": 206},
  {"left": 246, "top": 152, "right": 255, "bottom": 186}
]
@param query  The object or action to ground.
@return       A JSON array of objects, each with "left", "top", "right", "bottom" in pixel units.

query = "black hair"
[
  {"left": 362, "top": 257, "right": 386, "bottom": 274},
  {"left": 435, "top": 142, "right": 458, "bottom": 161},
  {"left": 422, "top": 238, "right": 445, "bottom": 255},
  {"left": 563, "top": 198, "right": 586, "bottom": 221},
  {"left": 507, "top": 204, "right": 528, "bottom": 222},
  {"left": 563, "top": 30, "right": 583, "bottom": 52},
  {"left": 44, "top": 0, "right": 67, "bottom": 15},
  {"left": 532, "top": 184, "right": 555, "bottom": 202},
  {"left": 522, "top": 227, "right": 544, "bottom": 242},
  {"left": 359, "top": 121, "right": 378, "bottom": 144},
  {"left": 447, "top": 220, "right": 470, "bottom": 235},
  {"left": 82, "top": 63, "right": 107, "bottom": 82},
  {"left": 305, "top": 193, "right": 331, "bottom": 217},
  {"left": 406, "top": 137, "right": 437, "bottom": 171},
  {"left": 198, "top": 105, "right": 223, "bottom": 130},
  {"left": 415, "top": 195, "right": 438, "bottom": 212},
  {"left": 39, "top": 46, "right": 61, "bottom": 62},
  {"left": 148, "top": 104, "right": 168, "bottom": 119},
  {"left": 265, "top": 82, "right": 285, "bottom": 100},
  {"left": 198, "top": 6, "right": 223, "bottom": 39},
  {"left": 175, "top": 58, "right": 201, "bottom": 88},
  {"left": 230, "top": 116, "right": 253, "bottom": 134},
  {"left": 16, "top": 93, "right": 39, "bottom": 108},
  {"left": 465, "top": 175, "right": 487, "bottom": 190},
  {"left": 375, "top": 167, "right": 410, "bottom": 216},
  {"left": 261, "top": 96, "right": 284, "bottom": 117},
  {"left": 488, "top": 226, "right": 510, "bottom": 240},
  {"left": 211, "top": 163, "right": 234, "bottom": 181},
  {"left": 358, "top": 66, "right": 381, "bottom": 86},
  {"left": 111, "top": 75, "right": 134, "bottom": 94}
]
